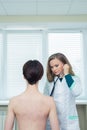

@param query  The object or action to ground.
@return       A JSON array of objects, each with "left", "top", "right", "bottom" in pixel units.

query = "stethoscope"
[{"left": 50, "top": 76, "right": 63, "bottom": 96}]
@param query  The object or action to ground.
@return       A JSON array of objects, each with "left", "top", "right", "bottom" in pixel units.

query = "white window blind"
[
  {"left": 6, "top": 32, "right": 43, "bottom": 99},
  {"left": 0, "top": 33, "right": 3, "bottom": 98},
  {"left": 0, "top": 33, "right": 3, "bottom": 73},
  {"left": 48, "top": 32, "right": 84, "bottom": 98},
  {"left": 0, "top": 30, "right": 86, "bottom": 100}
]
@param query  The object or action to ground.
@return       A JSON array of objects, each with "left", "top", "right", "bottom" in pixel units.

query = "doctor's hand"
[{"left": 63, "top": 64, "right": 70, "bottom": 75}]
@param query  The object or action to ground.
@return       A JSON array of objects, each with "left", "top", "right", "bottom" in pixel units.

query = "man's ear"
[{"left": 23, "top": 75, "right": 25, "bottom": 79}]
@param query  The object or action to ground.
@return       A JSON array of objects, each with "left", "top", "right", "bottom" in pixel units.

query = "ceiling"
[{"left": 0, "top": 0, "right": 87, "bottom": 16}]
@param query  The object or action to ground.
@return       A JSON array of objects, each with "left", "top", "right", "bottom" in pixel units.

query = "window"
[
  {"left": 0, "top": 33, "right": 3, "bottom": 98},
  {"left": 0, "top": 30, "right": 44, "bottom": 99},
  {"left": 48, "top": 32, "right": 84, "bottom": 98},
  {"left": 0, "top": 29, "right": 86, "bottom": 99},
  {"left": 0, "top": 33, "right": 2, "bottom": 78}
]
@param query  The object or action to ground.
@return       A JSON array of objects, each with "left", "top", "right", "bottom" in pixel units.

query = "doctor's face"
[{"left": 49, "top": 58, "right": 64, "bottom": 76}]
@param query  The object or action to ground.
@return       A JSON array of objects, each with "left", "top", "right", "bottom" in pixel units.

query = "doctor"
[{"left": 44, "top": 53, "right": 82, "bottom": 130}]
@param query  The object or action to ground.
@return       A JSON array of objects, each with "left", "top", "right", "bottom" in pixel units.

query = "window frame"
[{"left": 0, "top": 28, "right": 86, "bottom": 100}]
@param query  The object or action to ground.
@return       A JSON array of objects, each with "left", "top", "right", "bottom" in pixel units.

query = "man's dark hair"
[{"left": 23, "top": 60, "right": 44, "bottom": 85}]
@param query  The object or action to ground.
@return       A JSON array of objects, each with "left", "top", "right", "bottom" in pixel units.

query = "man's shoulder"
[
  {"left": 42, "top": 94, "right": 55, "bottom": 105},
  {"left": 9, "top": 94, "right": 22, "bottom": 105}
]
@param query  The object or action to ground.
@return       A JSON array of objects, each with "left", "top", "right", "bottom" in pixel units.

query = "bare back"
[
  {"left": 5, "top": 87, "right": 59, "bottom": 130},
  {"left": 11, "top": 91, "right": 52, "bottom": 130}
]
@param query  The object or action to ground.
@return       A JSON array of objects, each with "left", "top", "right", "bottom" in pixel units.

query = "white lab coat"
[{"left": 44, "top": 75, "right": 82, "bottom": 130}]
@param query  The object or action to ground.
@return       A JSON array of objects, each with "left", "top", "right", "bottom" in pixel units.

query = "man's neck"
[{"left": 26, "top": 82, "right": 39, "bottom": 92}]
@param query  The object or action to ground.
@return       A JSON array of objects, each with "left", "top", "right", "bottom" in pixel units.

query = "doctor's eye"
[
  {"left": 55, "top": 64, "right": 59, "bottom": 67},
  {"left": 50, "top": 66, "right": 53, "bottom": 69}
]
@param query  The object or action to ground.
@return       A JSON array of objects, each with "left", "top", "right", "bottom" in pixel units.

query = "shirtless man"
[{"left": 4, "top": 60, "right": 60, "bottom": 130}]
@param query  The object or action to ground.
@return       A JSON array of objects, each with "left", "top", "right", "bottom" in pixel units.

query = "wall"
[
  {"left": 0, "top": 15, "right": 87, "bottom": 23},
  {"left": 77, "top": 105, "right": 87, "bottom": 130}
]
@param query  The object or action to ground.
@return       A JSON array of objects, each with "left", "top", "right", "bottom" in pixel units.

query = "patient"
[{"left": 4, "top": 60, "right": 60, "bottom": 130}]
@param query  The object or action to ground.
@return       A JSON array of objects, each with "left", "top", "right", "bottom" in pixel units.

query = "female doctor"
[{"left": 44, "top": 53, "right": 82, "bottom": 130}]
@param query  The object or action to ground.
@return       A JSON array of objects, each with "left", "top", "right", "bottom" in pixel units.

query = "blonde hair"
[{"left": 47, "top": 53, "right": 75, "bottom": 82}]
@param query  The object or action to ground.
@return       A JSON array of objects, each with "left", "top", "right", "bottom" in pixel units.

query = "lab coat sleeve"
[
  {"left": 65, "top": 74, "right": 74, "bottom": 87},
  {"left": 68, "top": 75, "right": 82, "bottom": 97}
]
